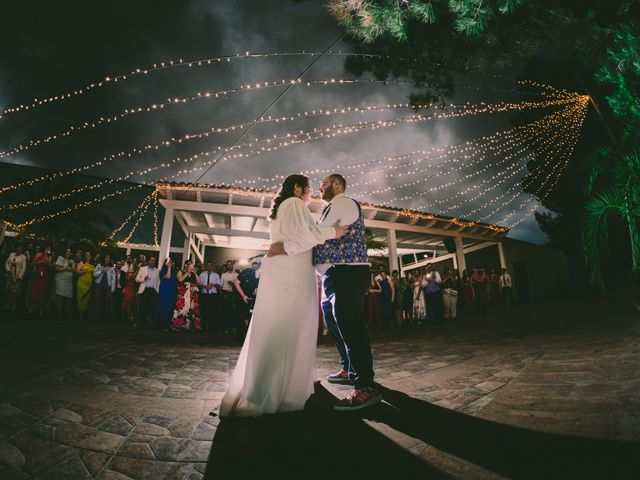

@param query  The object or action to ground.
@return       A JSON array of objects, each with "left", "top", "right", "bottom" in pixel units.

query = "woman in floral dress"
[{"left": 171, "top": 261, "right": 202, "bottom": 331}]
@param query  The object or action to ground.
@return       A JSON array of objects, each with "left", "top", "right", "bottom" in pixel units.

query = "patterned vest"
[{"left": 312, "top": 198, "right": 368, "bottom": 266}]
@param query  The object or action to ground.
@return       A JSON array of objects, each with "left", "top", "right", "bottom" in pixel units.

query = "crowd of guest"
[
  {"left": 3, "top": 240, "right": 516, "bottom": 335},
  {"left": 1, "top": 240, "right": 261, "bottom": 334},
  {"left": 363, "top": 263, "right": 514, "bottom": 329}
]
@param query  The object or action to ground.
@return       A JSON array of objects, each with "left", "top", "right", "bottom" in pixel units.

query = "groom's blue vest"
[{"left": 312, "top": 198, "right": 368, "bottom": 266}]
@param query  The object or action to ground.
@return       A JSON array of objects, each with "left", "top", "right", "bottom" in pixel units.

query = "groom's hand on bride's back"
[
  {"left": 267, "top": 242, "right": 286, "bottom": 257},
  {"left": 334, "top": 224, "right": 349, "bottom": 238}
]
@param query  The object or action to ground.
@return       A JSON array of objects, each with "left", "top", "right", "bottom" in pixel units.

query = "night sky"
[{"left": 0, "top": 0, "right": 577, "bottom": 244}]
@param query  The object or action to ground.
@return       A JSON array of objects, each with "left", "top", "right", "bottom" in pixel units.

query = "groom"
[{"left": 268, "top": 174, "right": 381, "bottom": 411}]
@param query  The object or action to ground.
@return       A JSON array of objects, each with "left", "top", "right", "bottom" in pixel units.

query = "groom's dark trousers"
[{"left": 321, "top": 264, "right": 374, "bottom": 388}]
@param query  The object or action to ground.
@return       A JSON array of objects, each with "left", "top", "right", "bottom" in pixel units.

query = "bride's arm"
[{"left": 279, "top": 198, "right": 336, "bottom": 254}]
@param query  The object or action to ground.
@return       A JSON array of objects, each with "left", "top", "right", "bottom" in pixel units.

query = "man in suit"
[
  {"left": 199, "top": 261, "right": 221, "bottom": 332},
  {"left": 135, "top": 256, "right": 159, "bottom": 328},
  {"left": 112, "top": 259, "right": 126, "bottom": 323}
]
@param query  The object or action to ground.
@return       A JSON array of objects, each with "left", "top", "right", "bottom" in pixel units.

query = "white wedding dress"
[{"left": 220, "top": 197, "right": 335, "bottom": 416}]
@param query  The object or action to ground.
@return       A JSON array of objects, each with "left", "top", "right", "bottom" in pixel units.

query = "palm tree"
[{"left": 583, "top": 149, "right": 640, "bottom": 291}]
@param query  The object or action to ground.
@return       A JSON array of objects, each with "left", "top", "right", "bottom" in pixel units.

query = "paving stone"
[
  {"left": 475, "top": 381, "right": 506, "bottom": 394},
  {"left": 134, "top": 422, "right": 170, "bottom": 436},
  {"left": 118, "top": 441, "right": 156, "bottom": 459},
  {"left": 42, "top": 455, "right": 92, "bottom": 480},
  {"left": 143, "top": 415, "right": 171, "bottom": 427},
  {"left": 55, "top": 423, "right": 125, "bottom": 453},
  {"left": 11, "top": 434, "right": 78, "bottom": 478},
  {"left": 97, "top": 416, "right": 134, "bottom": 436},
  {"left": 0, "top": 297, "right": 638, "bottom": 477},
  {"left": 52, "top": 408, "right": 83, "bottom": 423},
  {"left": 80, "top": 450, "right": 111, "bottom": 477},
  {"left": 26, "top": 423, "right": 56, "bottom": 440},
  {"left": 107, "top": 456, "right": 204, "bottom": 480},
  {"left": 0, "top": 464, "right": 32, "bottom": 480},
  {"left": 191, "top": 421, "right": 216, "bottom": 441},
  {"left": 0, "top": 404, "right": 21, "bottom": 417},
  {"left": 0, "top": 412, "right": 40, "bottom": 439},
  {"left": 150, "top": 437, "right": 211, "bottom": 462},
  {"left": 0, "top": 441, "right": 25, "bottom": 468},
  {"left": 100, "top": 470, "right": 135, "bottom": 480}
]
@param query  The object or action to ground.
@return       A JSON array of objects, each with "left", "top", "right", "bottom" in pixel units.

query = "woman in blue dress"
[{"left": 154, "top": 258, "right": 177, "bottom": 329}]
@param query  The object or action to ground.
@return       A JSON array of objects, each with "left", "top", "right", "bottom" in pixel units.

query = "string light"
[
  {"left": 123, "top": 190, "right": 155, "bottom": 243},
  {"left": 0, "top": 49, "right": 569, "bottom": 119},
  {"left": 368, "top": 105, "right": 576, "bottom": 210},
  {"left": 9, "top": 77, "right": 586, "bottom": 233},
  {"left": 0, "top": 51, "right": 429, "bottom": 119},
  {"left": 235, "top": 103, "right": 575, "bottom": 190},
  {"left": 493, "top": 97, "right": 589, "bottom": 229},
  {"left": 1, "top": 97, "right": 582, "bottom": 212},
  {"left": 0, "top": 77, "right": 583, "bottom": 160},
  {"left": 250, "top": 110, "right": 563, "bottom": 191},
  {"left": 329, "top": 97, "right": 584, "bottom": 227},
  {"left": 463, "top": 103, "right": 585, "bottom": 218},
  {"left": 102, "top": 192, "right": 154, "bottom": 244},
  {"left": 352, "top": 105, "right": 576, "bottom": 197},
  {"left": 0, "top": 101, "right": 437, "bottom": 195},
  {"left": 13, "top": 184, "right": 146, "bottom": 229},
  {"left": 12, "top": 100, "right": 581, "bottom": 231},
  {"left": 152, "top": 191, "right": 159, "bottom": 246},
  {"left": 0, "top": 95, "right": 575, "bottom": 197},
  {"left": 535, "top": 99, "right": 589, "bottom": 199},
  {"left": 0, "top": 100, "right": 487, "bottom": 203},
  {"left": 482, "top": 100, "right": 588, "bottom": 226},
  {"left": 0, "top": 78, "right": 462, "bottom": 159}
]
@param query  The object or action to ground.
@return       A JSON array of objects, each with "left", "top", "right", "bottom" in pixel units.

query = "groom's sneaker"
[
  {"left": 333, "top": 386, "right": 382, "bottom": 412},
  {"left": 327, "top": 369, "right": 353, "bottom": 385}
]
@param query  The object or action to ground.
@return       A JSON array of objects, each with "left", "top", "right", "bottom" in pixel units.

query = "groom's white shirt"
[{"left": 283, "top": 193, "right": 363, "bottom": 274}]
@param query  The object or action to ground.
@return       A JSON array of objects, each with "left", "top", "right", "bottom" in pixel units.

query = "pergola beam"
[
  {"left": 187, "top": 226, "right": 270, "bottom": 239},
  {"left": 160, "top": 199, "right": 269, "bottom": 218},
  {"left": 364, "top": 219, "right": 499, "bottom": 242}
]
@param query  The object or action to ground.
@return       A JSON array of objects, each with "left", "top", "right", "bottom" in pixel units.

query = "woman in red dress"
[
  {"left": 122, "top": 259, "right": 139, "bottom": 325},
  {"left": 29, "top": 246, "right": 53, "bottom": 317}
]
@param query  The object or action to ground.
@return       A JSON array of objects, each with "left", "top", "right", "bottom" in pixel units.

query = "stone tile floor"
[{"left": 0, "top": 296, "right": 639, "bottom": 479}]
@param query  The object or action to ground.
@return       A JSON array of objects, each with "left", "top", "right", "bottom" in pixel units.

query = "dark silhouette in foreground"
[{"left": 206, "top": 383, "right": 639, "bottom": 479}]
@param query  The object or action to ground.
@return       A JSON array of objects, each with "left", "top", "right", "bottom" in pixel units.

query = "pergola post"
[
  {"left": 158, "top": 207, "right": 174, "bottom": 263},
  {"left": 182, "top": 234, "right": 191, "bottom": 265},
  {"left": 454, "top": 236, "right": 467, "bottom": 273},
  {"left": 387, "top": 228, "right": 398, "bottom": 273},
  {"left": 497, "top": 241, "right": 507, "bottom": 269}
]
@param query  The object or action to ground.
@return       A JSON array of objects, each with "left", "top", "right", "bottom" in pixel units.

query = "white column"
[
  {"left": 158, "top": 207, "right": 174, "bottom": 263},
  {"left": 125, "top": 247, "right": 131, "bottom": 255},
  {"left": 387, "top": 228, "right": 398, "bottom": 273},
  {"left": 454, "top": 236, "right": 466, "bottom": 273},
  {"left": 497, "top": 241, "right": 507, "bottom": 269},
  {"left": 0, "top": 221, "right": 7, "bottom": 248},
  {"left": 182, "top": 234, "right": 191, "bottom": 265}
]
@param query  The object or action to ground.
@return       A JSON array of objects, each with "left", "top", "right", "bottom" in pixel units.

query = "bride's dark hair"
[{"left": 269, "top": 174, "right": 309, "bottom": 220}]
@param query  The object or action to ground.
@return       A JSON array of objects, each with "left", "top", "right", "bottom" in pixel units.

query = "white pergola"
[{"left": 155, "top": 182, "right": 509, "bottom": 272}]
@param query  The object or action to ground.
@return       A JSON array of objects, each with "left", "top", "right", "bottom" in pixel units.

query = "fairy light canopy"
[{"left": 0, "top": 2, "right": 590, "bottom": 245}]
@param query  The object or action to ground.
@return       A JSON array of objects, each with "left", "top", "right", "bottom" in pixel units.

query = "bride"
[{"left": 220, "top": 174, "right": 348, "bottom": 416}]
